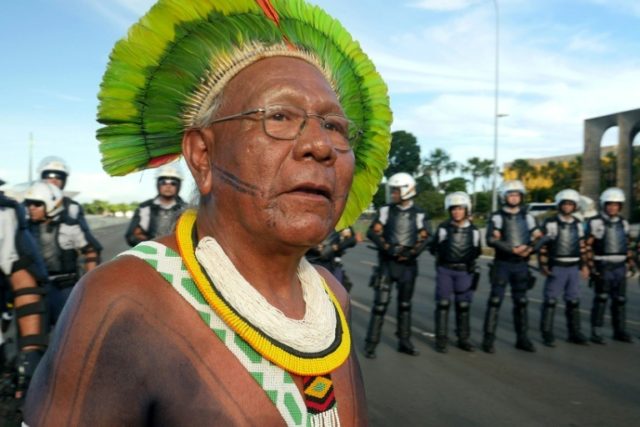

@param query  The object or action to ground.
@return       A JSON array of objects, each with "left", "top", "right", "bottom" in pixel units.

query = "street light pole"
[{"left": 490, "top": 0, "right": 500, "bottom": 212}]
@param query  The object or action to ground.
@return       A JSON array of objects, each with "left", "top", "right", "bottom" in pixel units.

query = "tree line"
[
  {"left": 377, "top": 130, "right": 640, "bottom": 222},
  {"left": 82, "top": 200, "right": 139, "bottom": 215},
  {"left": 372, "top": 130, "right": 496, "bottom": 219}
]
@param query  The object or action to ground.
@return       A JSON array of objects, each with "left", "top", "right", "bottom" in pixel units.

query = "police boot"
[
  {"left": 540, "top": 299, "right": 556, "bottom": 347},
  {"left": 611, "top": 297, "right": 632, "bottom": 343},
  {"left": 397, "top": 303, "right": 419, "bottom": 356},
  {"left": 434, "top": 300, "right": 450, "bottom": 353},
  {"left": 364, "top": 312, "right": 384, "bottom": 359},
  {"left": 513, "top": 298, "right": 536, "bottom": 352},
  {"left": 565, "top": 300, "right": 588, "bottom": 345},
  {"left": 455, "top": 301, "right": 474, "bottom": 352},
  {"left": 590, "top": 293, "right": 608, "bottom": 345},
  {"left": 482, "top": 297, "right": 501, "bottom": 354}
]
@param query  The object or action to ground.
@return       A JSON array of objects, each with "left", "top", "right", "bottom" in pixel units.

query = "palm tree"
[
  {"left": 461, "top": 157, "right": 493, "bottom": 207},
  {"left": 422, "top": 148, "right": 457, "bottom": 190}
]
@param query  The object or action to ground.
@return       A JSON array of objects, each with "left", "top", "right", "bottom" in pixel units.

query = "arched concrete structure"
[{"left": 581, "top": 108, "right": 640, "bottom": 218}]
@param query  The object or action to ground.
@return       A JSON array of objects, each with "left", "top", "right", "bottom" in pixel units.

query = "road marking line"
[{"left": 350, "top": 299, "right": 435, "bottom": 338}]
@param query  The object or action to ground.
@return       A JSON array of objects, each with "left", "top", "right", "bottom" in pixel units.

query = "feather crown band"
[{"left": 97, "top": 0, "right": 392, "bottom": 228}]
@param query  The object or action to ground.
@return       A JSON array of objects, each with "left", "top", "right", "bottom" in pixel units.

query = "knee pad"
[
  {"left": 566, "top": 299, "right": 579, "bottom": 308},
  {"left": 373, "top": 303, "right": 388, "bottom": 315},
  {"left": 457, "top": 301, "right": 470, "bottom": 309},
  {"left": 399, "top": 301, "right": 412, "bottom": 312},
  {"left": 614, "top": 295, "right": 626, "bottom": 306},
  {"left": 489, "top": 296, "right": 502, "bottom": 308},
  {"left": 515, "top": 296, "right": 528, "bottom": 308},
  {"left": 436, "top": 300, "right": 450, "bottom": 310}
]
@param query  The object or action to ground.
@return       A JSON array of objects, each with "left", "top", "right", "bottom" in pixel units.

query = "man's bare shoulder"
[{"left": 78, "top": 252, "right": 169, "bottom": 298}]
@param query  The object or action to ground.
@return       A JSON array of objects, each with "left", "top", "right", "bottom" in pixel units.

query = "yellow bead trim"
[{"left": 176, "top": 209, "right": 351, "bottom": 376}]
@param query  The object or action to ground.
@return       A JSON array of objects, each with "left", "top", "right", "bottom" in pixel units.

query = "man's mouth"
[{"left": 289, "top": 183, "right": 332, "bottom": 200}]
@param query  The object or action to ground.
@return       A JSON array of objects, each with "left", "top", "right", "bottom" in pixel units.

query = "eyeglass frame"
[{"left": 204, "top": 104, "right": 362, "bottom": 151}]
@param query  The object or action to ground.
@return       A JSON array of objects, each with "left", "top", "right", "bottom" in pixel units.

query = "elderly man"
[{"left": 24, "top": 1, "right": 391, "bottom": 426}]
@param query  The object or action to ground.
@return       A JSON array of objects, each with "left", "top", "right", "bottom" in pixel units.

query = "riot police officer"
[
  {"left": 125, "top": 165, "right": 187, "bottom": 246},
  {"left": 24, "top": 182, "right": 100, "bottom": 325},
  {"left": 364, "top": 173, "right": 430, "bottom": 358},
  {"left": 430, "top": 192, "right": 481, "bottom": 353},
  {"left": 586, "top": 187, "right": 636, "bottom": 344},
  {"left": 538, "top": 189, "right": 589, "bottom": 347},
  {"left": 0, "top": 184, "right": 48, "bottom": 416},
  {"left": 482, "top": 180, "right": 543, "bottom": 353},
  {"left": 306, "top": 227, "right": 357, "bottom": 291},
  {"left": 37, "top": 156, "right": 102, "bottom": 254}
]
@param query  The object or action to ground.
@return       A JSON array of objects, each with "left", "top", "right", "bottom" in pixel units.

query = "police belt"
[
  {"left": 49, "top": 272, "right": 79, "bottom": 289},
  {"left": 594, "top": 261, "right": 626, "bottom": 271},
  {"left": 550, "top": 259, "right": 580, "bottom": 268},
  {"left": 438, "top": 263, "right": 470, "bottom": 272}
]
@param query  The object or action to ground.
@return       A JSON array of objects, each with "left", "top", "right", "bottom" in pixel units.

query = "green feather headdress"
[{"left": 97, "top": 0, "right": 392, "bottom": 228}]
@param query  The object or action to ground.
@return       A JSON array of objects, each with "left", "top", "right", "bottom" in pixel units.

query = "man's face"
[
  {"left": 201, "top": 57, "right": 355, "bottom": 248},
  {"left": 390, "top": 188, "right": 401, "bottom": 204},
  {"left": 605, "top": 202, "right": 621, "bottom": 217},
  {"left": 450, "top": 206, "right": 466, "bottom": 221},
  {"left": 505, "top": 191, "right": 522, "bottom": 206},
  {"left": 158, "top": 178, "right": 179, "bottom": 198},
  {"left": 26, "top": 201, "right": 46, "bottom": 222},
  {"left": 42, "top": 172, "right": 65, "bottom": 190},
  {"left": 560, "top": 201, "right": 576, "bottom": 215}
]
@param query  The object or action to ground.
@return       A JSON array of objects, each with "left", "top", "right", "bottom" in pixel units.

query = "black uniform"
[
  {"left": 0, "top": 194, "right": 49, "bottom": 419},
  {"left": 125, "top": 197, "right": 187, "bottom": 246},
  {"left": 306, "top": 228, "right": 357, "bottom": 291},
  {"left": 364, "top": 203, "right": 430, "bottom": 358},
  {"left": 483, "top": 207, "right": 539, "bottom": 353},
  {"left": 586, "top": 213, "right": 634, "bottom": 343}
]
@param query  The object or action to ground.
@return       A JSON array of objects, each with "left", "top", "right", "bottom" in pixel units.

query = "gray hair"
[{"left": 190, "top": 90, "right": 225, "bottom": 129}]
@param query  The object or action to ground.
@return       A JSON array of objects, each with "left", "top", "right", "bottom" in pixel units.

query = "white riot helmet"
[
  {"left": 499, "top": 180, "right": 526, "bottom": 203},
  {"left": 554, "top": 189, "right": 580, "bottom": 208},
  {"left": 599, "top": 187, "right": 625, "bottom": 209},
  {"left": 24, "top": 182, "right": 64, "bottom": 218},
  {"left": 38, "top": 156, "right": 70, "bottom": 189},
  {"left": 155, "top": 164, "right": 183, "bottom": 181},
  {"left": 445, "top": 191, "right": 472, "bottom": 213},
  {"left": 387, "top": 172, "right": 416, "bottom": 201}
]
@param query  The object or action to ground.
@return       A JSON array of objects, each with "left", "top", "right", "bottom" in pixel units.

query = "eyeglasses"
[
  {"left": 25, "top": 200, "right": 45, "bottom": 208},
  {"left": 158, "top": 178, "right": 179, "bottom": 187},
  {"left": 208, "top": 104, "right": 360, "bottom": 151}
]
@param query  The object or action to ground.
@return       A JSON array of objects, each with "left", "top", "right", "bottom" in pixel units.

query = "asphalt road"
[{"left": 91, "top": 224, "right": 640, "bottom": 427}]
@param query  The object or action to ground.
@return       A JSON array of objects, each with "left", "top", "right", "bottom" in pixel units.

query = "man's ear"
[{"left": 182, "top": 129, "right": 213, "bottom": 195}]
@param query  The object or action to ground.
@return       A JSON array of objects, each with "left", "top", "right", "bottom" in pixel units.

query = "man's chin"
[{"left": 275, "top": 214, "right": 336, "bottom": 246}]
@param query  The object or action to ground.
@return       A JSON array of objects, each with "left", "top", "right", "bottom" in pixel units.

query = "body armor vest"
[
  {"left": 384, "top": 206, "right": 418, "bottom": 247},
  {"left": 551, "top": 220, "right": 581, "bottom": 259},
  {"left": 150, "top": 202, "right": 184, "bottom": 238},
  {"left": 500, "top": 211, "right": 531, "bottom": 247},
  {"left": 438, "top": 223, "right": 476, "bottom": 264},
  {"left": 33, "top": 222, "right": 78, "bottom": 275},
  {"left": 38, "top": 222, "right": 62, "bottom": 273},
  {"left": 594, "top": 217, "right": 627, "bottom": 256}
]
